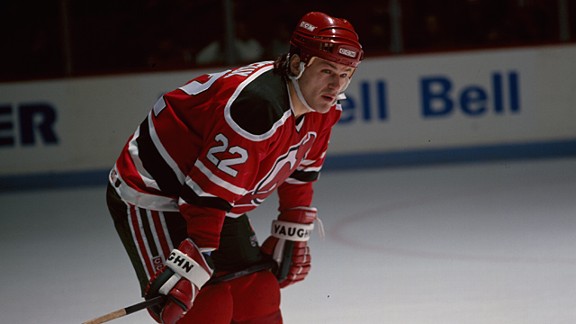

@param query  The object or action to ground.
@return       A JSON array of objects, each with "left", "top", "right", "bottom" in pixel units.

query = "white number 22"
[{"left": 207, "top": 134, "right": 248, "bottom": 177}]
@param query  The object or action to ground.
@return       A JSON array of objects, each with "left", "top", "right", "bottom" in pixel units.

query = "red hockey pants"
[{"left": 179, "top": 270, "right": 282, "bottom": 323}]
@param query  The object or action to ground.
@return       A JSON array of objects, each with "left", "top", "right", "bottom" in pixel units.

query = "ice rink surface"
[{"left": 1, "top": 157, "right": 575, "bottom": 324}]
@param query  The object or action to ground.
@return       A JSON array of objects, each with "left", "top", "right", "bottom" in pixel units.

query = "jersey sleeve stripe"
[
  {"left": 284, "top": 178, "right": 309, "bottom": 185},
  {"left": 289, "top": 169, "right": 320, "bottom": 182},
  {"left": 182, "top": 177, "right": 233, "bottom": 211},
  {"left": 147, "top": 113, "right": 186, "bottom": 183},
  {"left": 136, "top": 115, "right": 183, "bottom": 196},
  {"left": 193, "top": 159, "right": 248, "bottom": 196},
  {"left": 299, "top": 158, "right": 319, "bottom": 166},
  {"left": 112, "top": 166, "right": 179, "bottom": 211},
  {"left": 179, "top": 185, "right": 232, "bottom": 211},
  {"left": 127, "top": 127, "right": 161, "bottom": 191},
  {"left": 184, "top": 177, "right": 214, "bottom": 197}
]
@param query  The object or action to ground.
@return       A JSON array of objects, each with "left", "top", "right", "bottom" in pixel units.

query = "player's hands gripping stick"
[
  {"left": 261, "top": 207, "right": 316, "bottom": 288},
  {"left": 144, "top": 238, "right": 213, "bottom": 324}
]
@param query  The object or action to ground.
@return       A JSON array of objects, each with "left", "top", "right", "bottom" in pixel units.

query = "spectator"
[{"left": 196, "top": 20, "right": 264, "bottom": 65}]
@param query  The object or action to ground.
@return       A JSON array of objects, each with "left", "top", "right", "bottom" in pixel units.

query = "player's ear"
[{"left": 288, "top": 55, "right": 302, "bottom": 76}]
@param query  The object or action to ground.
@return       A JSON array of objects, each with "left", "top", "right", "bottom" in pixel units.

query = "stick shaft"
[
  {"left": 81, "top": 309, "right": 126, "bottom": 324},
  {"left": 208, "top": 259, "right": 277, "bottom": 285},
  {"left": 82, "top": 295, "right": 164, "bottom": 324},
  {"left": 277, "top": 240, "right": 294, "bottom": 282}
]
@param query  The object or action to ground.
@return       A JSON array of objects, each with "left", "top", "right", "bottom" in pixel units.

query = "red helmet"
[{"left": 290, "top": 12, "right": 364, "bottom": 68}]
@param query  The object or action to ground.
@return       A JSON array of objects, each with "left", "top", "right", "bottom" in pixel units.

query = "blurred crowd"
[{"left": 0, "top": 0, "right": 574, "bottom": 82}]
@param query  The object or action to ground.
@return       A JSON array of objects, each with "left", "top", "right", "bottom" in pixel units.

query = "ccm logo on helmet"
[
  {"left": 299, "top": 21, "right": 317, "bottom": 32},
  {"left": 339, "top": 47, "right": 357, "bottom": 58}
]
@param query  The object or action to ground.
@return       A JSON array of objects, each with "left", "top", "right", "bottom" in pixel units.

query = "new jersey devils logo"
[{"left": 237, "top": 132, "right": 317, "bottom": 207}]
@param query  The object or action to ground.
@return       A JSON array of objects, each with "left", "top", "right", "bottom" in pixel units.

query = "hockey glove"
[
  {"left": 145, "top": 238, "right": 213, "bottom": 324},
  {"left": 261, "top": 207, "right": 316, "bottom": 288}
]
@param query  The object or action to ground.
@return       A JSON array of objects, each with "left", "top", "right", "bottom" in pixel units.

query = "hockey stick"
[
  {"left": 276, "top": 240, "right": 294, "bottom": 282},
  {"left": 82, "top": 295, "right": 166, "bottom": 324},
  {"left": 82, "top": 259, "right": 276, "bottom": 324}
]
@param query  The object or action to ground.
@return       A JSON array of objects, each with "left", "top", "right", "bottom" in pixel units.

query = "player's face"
[{"left": 299, "top": 58, "right": 354, "bottom": 113}]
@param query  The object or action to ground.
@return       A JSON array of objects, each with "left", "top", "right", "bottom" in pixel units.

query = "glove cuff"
[
  {"left": 271, "top": 220, "right": 314, "bottom": 241},
  {"left": 165, "top": 249, "right": 212, "bottom": 287},
  {"left": 161, "top": 238, "right": 213, "bottom": 295},
  {"left": 278, "top": 206, "right": 317, "bottom": 224}
]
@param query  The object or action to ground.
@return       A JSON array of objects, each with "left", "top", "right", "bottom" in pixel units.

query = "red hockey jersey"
[{"left": 110, "top": 61, "right": 341, "bottom": 249}]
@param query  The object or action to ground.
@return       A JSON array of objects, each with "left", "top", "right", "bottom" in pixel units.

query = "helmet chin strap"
[
  {"left": 288, "top": 61, "right": 315, "bottom": 113},
  {"left": 339, "top": 78, "right": 351, "bottom": 96}
]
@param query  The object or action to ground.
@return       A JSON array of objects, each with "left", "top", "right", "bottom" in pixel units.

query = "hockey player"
[{"left": 106, "top": 11, "right": 363, "bottom": 323}]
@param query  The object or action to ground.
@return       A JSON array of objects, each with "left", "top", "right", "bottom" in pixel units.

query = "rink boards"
[{"left": 1, "top": 45, "right": 575, "bottom": 187}]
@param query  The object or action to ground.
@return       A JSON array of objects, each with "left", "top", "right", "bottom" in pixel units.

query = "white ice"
[{"left": 1, "top": 157, "right": 575, "bottom": 324}]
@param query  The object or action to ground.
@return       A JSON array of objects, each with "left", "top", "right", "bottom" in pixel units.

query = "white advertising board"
[{"left": 333, "top": 46, "right": 574, "bottom": 153}]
